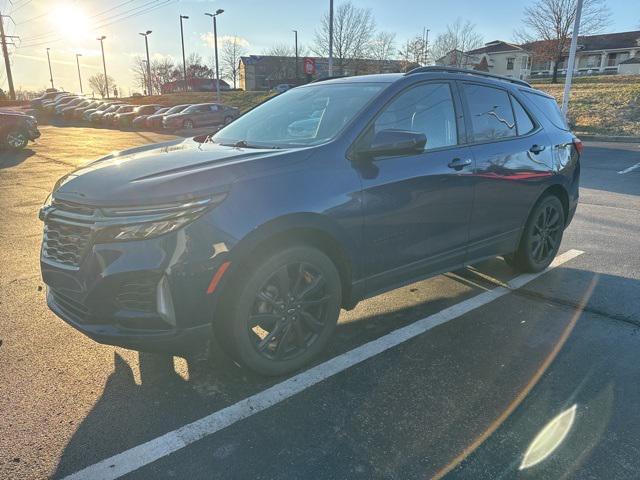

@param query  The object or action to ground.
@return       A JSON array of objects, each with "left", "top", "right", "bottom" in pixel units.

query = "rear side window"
[
  {"left": 461, "top": 83, "right": 516, "bottom": 142},
  {"left": 510, "top": 95, "right": 535, "bottom": 135},
  {"left": 522, "top": 91, "right": 568, "bottom": 130}
]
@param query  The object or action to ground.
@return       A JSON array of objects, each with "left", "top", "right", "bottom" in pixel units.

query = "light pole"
[
  {"left": 328, "top": 0, "right": 333, "bottom": 76},
  {"left": 562, "top": 0, "right": 584, "bottom": 115},
  {"left": 46, "top": 47, "right": 54, "bottom": 88},
  {"left": 179, "top": 15, "right": 189, "bottom": 91},
  {"left": 139, "top": 30, "right": 152, "bottom": 95},
  {"left": 75, "top": 53, "right": 83, "bottom": 93},
  {"left": 293, "top": 29, "right": 298, "bottom": 83},
  {"left": 205, "top": 9, "right": 223, "bottom": 102},
  {"left": 97, "top": 35, "right": 108, "bottom": 98}
]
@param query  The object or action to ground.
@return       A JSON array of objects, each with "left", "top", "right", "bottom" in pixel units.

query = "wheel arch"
[
  {"left": 222, "top": 213, "right": 359, "bottom": 310},
  {"left": 540, "top": 183, "right": 570, "bottom": 225}
]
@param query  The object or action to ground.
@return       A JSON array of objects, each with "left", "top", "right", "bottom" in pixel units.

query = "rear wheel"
[
  {"left": 508, "top": 195, "right": 565, "bottom": 273},
  {"left": 5, "top": 130, "right": 28, "bottom": 150},
  {"left": 219, "top": 245, "right": 341, "bottom": 376},
  {"left": 223, "top": 116, "right": 233, "bottom": 125}
]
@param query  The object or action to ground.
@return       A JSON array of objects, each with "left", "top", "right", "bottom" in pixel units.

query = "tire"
[
  {"left": 218, "top": 245, "right": 342, "bottom": 376},
  {"left": 5, "top": 130, "right": 28, "bottom": 150},
  {"left": 509, "top": 195, "right": 565, "bottom": 273},
  {"left": 183, "top": 119, "right": 194, "bottom": 129},
  {"left": 223, "top": 116, "right": 233, "bottom": 125}
]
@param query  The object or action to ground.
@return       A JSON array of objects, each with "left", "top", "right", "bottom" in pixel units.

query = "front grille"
[
  {"left": 52, "top": 199, "right": 95, "bottom": 216},
  {"left": 51, "top": 290, "right": 89, "bottom": 322},
  {"left": 115, "top": 278, "right": 158, "bottom": 313},
  {"left": 43, "top": 222, "right": 92, "bottom": 268}
]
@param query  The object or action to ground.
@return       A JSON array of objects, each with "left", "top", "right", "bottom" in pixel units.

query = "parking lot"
[{"left": 1, "top": 127, "right": 639, "bottom": 479}]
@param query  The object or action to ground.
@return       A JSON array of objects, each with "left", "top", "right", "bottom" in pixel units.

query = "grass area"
[
  {"left": 123, "top": 90, "right": 273, "bottom": 113},
  {"left": 530, "top": 75, "right": 640, "bottom": 136},
  {"left": 121, "top": 75, "right": 640, "bottom": 137}
]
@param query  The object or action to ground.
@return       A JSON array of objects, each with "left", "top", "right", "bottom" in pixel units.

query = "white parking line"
[
  {"left": 63, "top": 249, "right": 584, "bottom": 480},
  {"left": 618, "top": 162, "right": 640, "bottom": 174}
]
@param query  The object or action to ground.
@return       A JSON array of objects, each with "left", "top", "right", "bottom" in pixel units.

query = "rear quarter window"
[{"left": 522, "top": 91, "right": 569, "bottom": 131}]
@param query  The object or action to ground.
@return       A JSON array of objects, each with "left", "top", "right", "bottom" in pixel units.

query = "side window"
[
  {"left": 210, "top": 105, "right": 219, "bottom": 112},
  {"left": 510, "top": 95, "right": 535, "bottom": 135},
  {"left": 372, "top": 83, "right": 457, "bottom": 150},
  {"left": 461, "top": 83, "right": 516, "bottom": 142},
  {"left": 522, "top": 91, "right": 569, "bottom": 130}
]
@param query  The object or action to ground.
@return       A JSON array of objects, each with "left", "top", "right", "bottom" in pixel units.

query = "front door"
[{"left": 356, "top": 81, "right": 475, "bottom": 293}]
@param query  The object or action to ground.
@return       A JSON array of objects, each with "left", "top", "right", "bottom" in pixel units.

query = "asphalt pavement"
[{"left": 0, "top": 129, "right": 638, "bottom": 479}]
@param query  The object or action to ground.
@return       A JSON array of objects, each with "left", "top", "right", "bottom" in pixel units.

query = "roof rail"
[
  {"left": 405, "top": 66, "right": 531, "bottom": 87},
  {"left": 311, "top": 75, "right": 347, "bottom": 83}
]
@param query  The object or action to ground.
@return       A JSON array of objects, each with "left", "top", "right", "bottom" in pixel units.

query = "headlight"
[{"left": 95, "top": 194, "right": 227, "bottom": 242}]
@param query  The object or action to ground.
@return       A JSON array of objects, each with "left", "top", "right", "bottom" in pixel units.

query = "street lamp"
[
  {"left": 46, "top": 47, "right": 54, "bottom": 89},
  {"left": 75, "top": 53, "right": 83, "bottom": 94},
  {"left": 293, "top": 29, "right": 299, "bottom": 83},
  {"left": 139, "top": 30, "right": 153, "bottom": 95},
  {"left": 97, "top": 35, "right": 108, "bottom": 98},
  {"left": 179, "top": 15, "right": 189, "bottom": 91},
  {"left": 205, "top": 9, "right": 224, "bottom": 102}
]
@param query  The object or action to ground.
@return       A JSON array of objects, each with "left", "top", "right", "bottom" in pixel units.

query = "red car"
[{"left": 0, "top": 110, "right": 40, "bottom": 150}]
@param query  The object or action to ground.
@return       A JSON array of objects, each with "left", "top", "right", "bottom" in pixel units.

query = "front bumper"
[{"left": 28, "top": 125, "right": 41, "bottom": 140}]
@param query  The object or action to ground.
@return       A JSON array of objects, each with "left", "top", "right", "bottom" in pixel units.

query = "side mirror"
[{"left": 358, "top": 129, "right": 426, "bottom": 159}]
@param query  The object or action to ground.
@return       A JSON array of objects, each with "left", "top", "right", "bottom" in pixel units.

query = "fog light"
[{"left": 156, "top": 276, "right": 176, "bottom": 327}]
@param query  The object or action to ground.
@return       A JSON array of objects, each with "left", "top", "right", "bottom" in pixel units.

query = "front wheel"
[
  {"left": 509, "top": 195, "right": 565, "bottom": 273},
  {"left": 183, "top": 119, "right": 194, "bottom": 129},
  {"left": 223, "top": 116, "right": 233, "bottom": 125},
  {"left": 5, "top": 130, "right": 28, "bottom": 150},
  {"left": 219, "top": 245, "right": 342, "bottom": 376}
]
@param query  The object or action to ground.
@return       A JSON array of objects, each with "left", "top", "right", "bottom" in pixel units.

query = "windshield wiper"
[{"left": 219, "top": 140, "right": 282, "bottom": 149}]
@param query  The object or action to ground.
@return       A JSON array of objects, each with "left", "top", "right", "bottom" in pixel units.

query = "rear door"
[
  {"left": 459, "top": 82, "right": 554, "bottom": 260},
  {"left": 357, "top": 81, "right": 475, "bottom": 292}
]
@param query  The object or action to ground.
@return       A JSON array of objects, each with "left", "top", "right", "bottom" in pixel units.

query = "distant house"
[
  {"left": 161, "top": 78, "right": 230, "bottom": 94},
  {"left": 239, "top": 55, "right": 415, "bottom": 91},
  {"left": 435, "top": 31, "right": 640, "bottom": 79}
]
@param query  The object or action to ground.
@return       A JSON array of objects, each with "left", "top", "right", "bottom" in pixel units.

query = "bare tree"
[
  {"left": 428, "top": 18, "right": 483, "bottom": 67},
  {"left": 516, "top": 0, "right": 611, "bottom": 83},
  {"left": 221, "top": 36, "right": 247, "bottom": 89},
  {"left": 398, "top": 34, "right": 426, "bottom": 69},
  {"left": 313, "top": 1, "right": 376, "bottom": 74},
  {"left": 88, "top": 73, "right": 115, "bottom": 98},
  {"left": 150, "top": 57, "right": 175, "bottom": 94},
  {"left": 369, "top": 31, "right": 397, "bottom": 70},
  {"left": 131, "top": 55, "right": 149, "bottom": 94}
]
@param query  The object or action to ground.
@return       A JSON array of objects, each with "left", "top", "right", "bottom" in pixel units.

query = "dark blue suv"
[{"left": 40, "top": 67, "right": 581, "bottom": 375}]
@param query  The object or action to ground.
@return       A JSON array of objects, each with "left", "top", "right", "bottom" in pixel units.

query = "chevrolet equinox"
[{"left": 40, "top": 67, "right": 581, "bottom": 375}]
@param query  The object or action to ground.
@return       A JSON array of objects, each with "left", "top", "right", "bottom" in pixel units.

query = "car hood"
[{"left": 52, "top": 138, "right": 306, "bottom": 207}]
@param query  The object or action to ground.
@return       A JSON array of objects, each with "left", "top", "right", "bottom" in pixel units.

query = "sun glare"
[{"left": 51, "top": 4, "right": 91, "bottom": 40}]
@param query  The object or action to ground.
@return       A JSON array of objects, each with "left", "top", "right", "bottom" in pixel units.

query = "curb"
[{"left": 578, "top": 134, "right": 640, "bottom": 143}]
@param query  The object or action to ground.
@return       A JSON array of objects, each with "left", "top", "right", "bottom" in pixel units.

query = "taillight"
[{"left": 573, "top": 138, "right": 584, "bottom": 156}]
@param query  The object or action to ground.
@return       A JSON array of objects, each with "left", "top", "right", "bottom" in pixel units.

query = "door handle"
[
  {"left": 447, "top": 158, "right": 472, "bottom": 170},
  {"left": 529, "top": 144, "right": 546, "bottom": 154}
]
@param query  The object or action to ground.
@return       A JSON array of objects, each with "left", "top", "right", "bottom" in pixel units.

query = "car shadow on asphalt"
[
  {"left": 51, "top": 265, "right": 640, "bottom": 479},
  {"left": 0, "top": 148, "right": 35, "bottom": 169}
]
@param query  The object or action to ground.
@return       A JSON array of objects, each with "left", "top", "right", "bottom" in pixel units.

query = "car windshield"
[
  {"left": 213, "top": 82, "right": 386, "bottom": 148},
  {"left": 183, "top": 104, "right": 210, "bottom": 113},
  {"left": 165, "top": 105, "right": 188, "bottom": 114}
]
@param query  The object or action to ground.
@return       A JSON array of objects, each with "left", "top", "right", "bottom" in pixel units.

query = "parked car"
[
  {"left": 82, "top": 102, "right": 113, "bottom": 121},
  {"left": 55, "top": 97, "right": 86, "bottom": 115},
  {"left": 71, "top": 100, "right": 102, "bottom": 119},
  {"left": 133, "top": 106, "right": 169, "bottom": 129},
  {"left": 88, "top": 103, "right": 123, "bottom": 124},
  {"left": 116, "top": 104, "right": 162, "bottom": 128},
  {"left": 145, "top": 104, "right": 189, "bottom": 129},
  {"left": 43, "top": 95, "right": 78, "bottom": 114},
  {"left": 162, "top": 103, "right": 239, "bottom": 130},
  {"left": 60, "top": 99, "right": 93, "bottom": 119},
  {"left": 30, "top": 89, "right": 64, "bottom": 109},
  {"left": 39, "top": 68, "right": 581, "bottom": 375},
  {"left": 103, "top": 105, "right": 133, "bottom": 125},
  {"left": 0, "top": 110, "right": 40, "bottom": 150}
]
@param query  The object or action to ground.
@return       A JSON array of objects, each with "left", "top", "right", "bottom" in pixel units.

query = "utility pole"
[
  {"left": 205, "top": 10, "right": 224, "bottom": 102},
  {"left": 139, "top": 30, "right": 152, "bottom": 95},
  {"left": 179, "top": 15, "right": 189, "bottom": 92},
  {"left": 424, "top": 29, "right": 430, "bottom": 66},
  {"left": 0, "top": 12, "right": 16, "bottom": 99},
  {"left": 75, "top": 53, "right": 83, "bottom": 93},
  {"left": 293, "top": 29, "right": 298, "bottom": 83},
  {"left": 562, "top": 0, "right": 583, "bottom": 115},
  {"left": 328, "top": 0, "right": 334, "bottom": 76},
  {"left": 97, "top": 35, "right": 108, "bottom": 98},
  {"left": 46, "top": 47, "right": 54, "bottom": 89}
]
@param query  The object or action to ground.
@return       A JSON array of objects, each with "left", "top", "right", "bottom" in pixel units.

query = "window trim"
[
  {"left": 457, "top": 81, "right": 542, "bottom": 147},
  {"left": 509, "top": 92, "right": 539, "bottom": 136},
  {"left": 348, "top": 80, "right": 466, "bottom": 160}
]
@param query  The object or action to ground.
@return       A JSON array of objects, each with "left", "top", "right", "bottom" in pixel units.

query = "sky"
[{"left": 2, "top": 0, "right": 638, "bottom": 94}]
